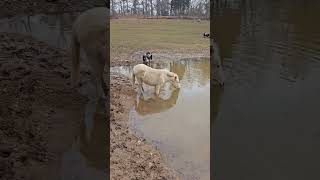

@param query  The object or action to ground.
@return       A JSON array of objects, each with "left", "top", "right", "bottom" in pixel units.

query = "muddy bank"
[
  {"left": 0, "top": 32, "right": 88, "bottom": 180},
  {"left": 0, "top": 32, "right": 180, "bottom": 179},
  {"left": 111, "top": 49, "right": 210, "bottom": 67},
  {"left": 0, "top": 0, "right": 105, "bottom": 18},
  {"left": 110, "top": 74, "right": 178, "bottom": 180}
]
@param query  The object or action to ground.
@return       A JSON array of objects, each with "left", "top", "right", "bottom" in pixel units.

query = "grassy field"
[{"left": 110, "top": 18, "right": 210, "bottom": 61}]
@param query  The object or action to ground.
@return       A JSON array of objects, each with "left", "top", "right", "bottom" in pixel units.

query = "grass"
[{"left": 111, "top": 18, "right": 210, "bottom": 61}]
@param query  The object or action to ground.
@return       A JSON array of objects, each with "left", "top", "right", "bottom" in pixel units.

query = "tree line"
[{"left": 111, "top": 0, "right": 209, "bottom": 18}]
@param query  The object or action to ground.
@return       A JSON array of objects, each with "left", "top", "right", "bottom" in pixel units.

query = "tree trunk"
[
  {"left": 150, "top": 0, "right": 153, "bottom": 16},
  {"left": 156, "top": 0, "right": 160, "bottom": 16},
  {"left": 142, "top": 0, "right": 145, "bottom": 15},
  {"left": 126, "top": 0, "right": 129, "bottom": 14},
  {"left": 111, "top": 0, "right": 114, "bottom": 15},
  {"left": 145, "top": 0, "right": 148, "bottom": 16}
]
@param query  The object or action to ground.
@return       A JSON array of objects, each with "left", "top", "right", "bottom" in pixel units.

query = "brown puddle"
[{"left": 111, "top": 58, "right": 210, "bottom": 180}]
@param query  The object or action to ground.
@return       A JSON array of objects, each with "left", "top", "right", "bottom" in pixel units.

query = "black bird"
[{"left": 203, "top": 32, "right": 210, "bottom": 38}]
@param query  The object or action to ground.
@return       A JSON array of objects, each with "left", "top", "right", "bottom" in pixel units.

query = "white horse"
[
  {"left": 132, "top": 64, "right": 181, "bottom": 96},
  {"left": 71, "top": 7, "right": 109, "bottom": 101}
]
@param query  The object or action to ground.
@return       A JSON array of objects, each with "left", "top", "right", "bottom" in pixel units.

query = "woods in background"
[{"left": 111, "top": 0, "right": 209, "bottom": 18}]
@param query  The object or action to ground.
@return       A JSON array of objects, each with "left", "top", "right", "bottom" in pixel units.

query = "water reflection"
[
  {"left": 213, "top": 0, "right": 320, "bottom": 179},
  {"left": 79, "top": 99, "right": 107, "bottom": 170},
  {"left": 60, "top": 91, "right": 107, "bottom": 180},
  {"left": 0, "top": 12, "right": 80, "bottom": 49},
  {"left": 135, "top": 88, "right": 180, "bottom": 116},
  {"left": 212, "top": 86, "right": 223, "bottom": 122},
  {"left": 128, "top": 58, "right": 210, "bottom": 180}
]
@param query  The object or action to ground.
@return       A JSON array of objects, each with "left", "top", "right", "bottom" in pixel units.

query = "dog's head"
[
  {"left": 167, "top": 71, "right": 181, "bottom": 89},
  {"left": 146, "top": 52, "right": 152, "bottom": 60}
]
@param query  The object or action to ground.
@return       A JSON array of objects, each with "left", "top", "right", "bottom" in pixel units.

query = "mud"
[
  {"left": 111, "top": 49, "right": 209, "bottom": 67},
  {"left": 0, "top": 25, "right": 180, "bottom": 180},
  {"left": 0, "top": 32, "right": 87, "bottom": 180}
]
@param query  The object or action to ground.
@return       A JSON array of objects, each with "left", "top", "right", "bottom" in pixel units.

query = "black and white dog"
[
  {"left": 142, "top": 52, "right": 153, "bottom": 66},
  {"left": 203, "top": 32, "right": 210, "bottom": 38}
]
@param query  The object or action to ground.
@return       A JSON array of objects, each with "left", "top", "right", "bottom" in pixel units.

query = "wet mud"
[{"left": 0, "top": 32, "right": 87, "bottom": 180}]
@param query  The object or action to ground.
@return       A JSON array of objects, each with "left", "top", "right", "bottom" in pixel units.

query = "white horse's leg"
[
  {"left": 155, "top": 85, "right": 161, "bottom": 96},
  {"left": 86, "top": 52, "right": 105, "bottom": 101},
  {"left": 137, "top": 78, "right": 144, "bottom": 92}
]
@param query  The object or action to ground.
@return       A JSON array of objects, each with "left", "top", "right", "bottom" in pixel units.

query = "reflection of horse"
[
  {"left": 212, "top": 86, "right": 223, "bottom": 123},
  {"left": 135, "top": 88, "right": 180, "bottom": 116},
  {"left": 71, "top": 7, "right": 109, "bottom": 102},
  {"left": 212, "top": 41, "right": 225, "bottom": 86},
  {"left": 78, "top": 101, "right": 108, "bottom": 171}
]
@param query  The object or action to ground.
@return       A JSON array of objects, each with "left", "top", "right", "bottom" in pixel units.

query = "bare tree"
[
  {"left": 150, "top": 0, "right": 154, "bottom": 16},
  {"left": 133, "top": 0, "right": 138, "bottom": 14},
  {"left": 113, "top": 0, "right": 209, "bottom": 18},
  {"left": 126, "top": 0, "right": 129, "bottom": 14},
  {"left": 156, "top": 0, "right": 160, "bottom": 16},
  {"left": 145, "top": 0, "right": 148, "bottom": 16}
]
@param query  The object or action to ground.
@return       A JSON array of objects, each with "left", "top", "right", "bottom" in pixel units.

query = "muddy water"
[
  {"left": 0, "top": 13, "right": 79, "bottom": 48},
  {"left": 0, "top": 13, "right": 108, "bottom": 179},
  {"left": 111, "top": 58, "right": 210, "bottom": 180},
  {"left": 213, "top": 1, "right": 320, "bottom": 179}
]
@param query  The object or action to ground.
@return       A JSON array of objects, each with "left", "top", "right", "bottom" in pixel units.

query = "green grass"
[{"left": 111, "top": 18, "right": 210, "bottom": 60}]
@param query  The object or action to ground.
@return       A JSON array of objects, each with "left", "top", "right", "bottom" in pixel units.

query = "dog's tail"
[{"left": 71, "top": 31, "right": 80, "bottom": 87}]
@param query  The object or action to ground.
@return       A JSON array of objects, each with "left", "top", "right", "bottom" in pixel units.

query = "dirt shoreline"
[
  {"left": 0, "top": 32, "right": 88, "bottom": 180},
  {"left": 111, "top": 49, "right": 209, "bottom": 67}
]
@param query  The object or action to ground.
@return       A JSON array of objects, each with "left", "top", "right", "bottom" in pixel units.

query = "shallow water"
[
  {"left": 0, "top": 13, "right": 79, "bottom": 48},
  {"left": 111, "top": 58, "right": 210, "bottom": 180},
  {"left": 213, "top": 1, "right": 320, "bottom": 179},
  {"left": 0, "top": 13, "right": 108, "bottom": 179}
]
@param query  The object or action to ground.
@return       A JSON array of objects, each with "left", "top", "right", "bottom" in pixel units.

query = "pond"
[
  {"left": 213, "top": 0, "right": 320, "bottom": 179},
  {"left": 111, "top": 58, "right": 210, "bottom": 180},
  {"left": 0, "top": 12, "right": 79, "bottom": 49}
]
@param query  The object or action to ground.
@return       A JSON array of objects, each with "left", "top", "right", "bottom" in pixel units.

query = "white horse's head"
[{"left": 167, "top": 71, "right": 181, "bottom": 89}]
